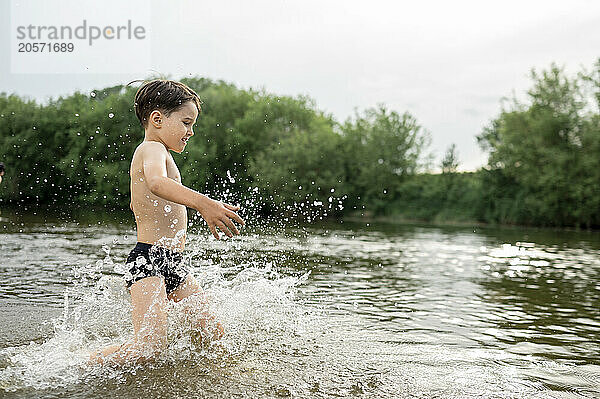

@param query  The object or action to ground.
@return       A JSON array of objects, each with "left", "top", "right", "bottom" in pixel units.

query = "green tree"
[
  {"left": 340, "top": 105, "right": 429, "bottom": 214},
  {"left": 441, "top": 143, "right": 459, "bottom": 174},
  {"left": 248, "top": 116, "right": 345, "bottom": 218},
  {"left": 477, "top": 62, "right": 600, "bottom": 227}
]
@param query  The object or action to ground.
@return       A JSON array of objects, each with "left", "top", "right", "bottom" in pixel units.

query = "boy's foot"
[
  {"left": 87, "top": 343, "right": 127, "bottom": 365},
  {"left": 191, "top": 319, "right": 224, "bottom": 346}
]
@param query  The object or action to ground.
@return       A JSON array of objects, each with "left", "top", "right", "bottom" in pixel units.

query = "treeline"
[
  {"left": 1, "top": 61, "right": 599, "bottom": 228},
  {"left": 0, "top": 78, "right": 428, "bottom": 221},
  {"left": 392, "top": 61, "right": 600, "bottom": 228}
]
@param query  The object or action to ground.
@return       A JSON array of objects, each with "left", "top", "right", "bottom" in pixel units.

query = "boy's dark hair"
[
  {"left": 129, "top": 79, "right": 202, "bottom": 128},
  {"left": 0, "top": 162, "right": 4, "bottom": 173}
]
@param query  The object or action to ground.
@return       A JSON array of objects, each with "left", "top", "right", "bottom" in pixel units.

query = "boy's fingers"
[
  {"left": 222, "top": 217, "right": 240, "bottom": 235},
  {"left": 223, "top": 203, "right": 240, "bottom": 211},
  {"left": 216, "top": 220, "right": 233, "bottom": 238},
  {"left": 226, "top": 211, "right": 245, "bottom": 226},
  {"left": 209, "top": 224, "right": 220, "bottom": 240}
]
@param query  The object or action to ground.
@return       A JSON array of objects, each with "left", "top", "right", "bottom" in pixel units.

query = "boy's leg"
[
  {"left": 167, "top": 274, "right": 203, "bottom": 302},
  {"left": 167, "top": 275, "right": 224, "bottom": 340},
  {"left": 89, "top": 276, "right": 168, "bottom": 365},
  {"left": 130, "top": 276, "right": 169, "bottom": 352}
]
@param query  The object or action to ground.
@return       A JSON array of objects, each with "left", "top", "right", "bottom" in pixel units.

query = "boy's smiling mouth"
[{"left": 181, "top": 136, "right": 190, "bottom": 144}]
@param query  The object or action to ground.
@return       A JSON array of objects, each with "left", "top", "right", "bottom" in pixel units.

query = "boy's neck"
[{"left": 143, "top": 129, "right": 166, "bottom": 147}]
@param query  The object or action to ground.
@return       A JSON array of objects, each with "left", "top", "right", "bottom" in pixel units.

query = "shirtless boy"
[{"left": 89, "top": 79, "right": 244, "bottom": 365}]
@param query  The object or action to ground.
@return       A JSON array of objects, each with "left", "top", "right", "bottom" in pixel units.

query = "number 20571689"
[{"left": 18, "top": 42, "right": 74, "bottom": 52}]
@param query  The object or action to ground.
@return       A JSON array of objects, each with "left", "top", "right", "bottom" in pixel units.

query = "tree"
[
  {"left": 441, "top": 143, "right": 459, "bottom": 174},
  {"left": 477, "top": 62, "right": 600, "bottom": 227},
  {"left": 340, "top": 104, "right": 429, "bottom": 214}
]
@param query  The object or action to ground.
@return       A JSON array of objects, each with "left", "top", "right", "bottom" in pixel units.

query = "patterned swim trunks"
[{"left": 124, "top": 242, "right": 189, "bottom": 294}]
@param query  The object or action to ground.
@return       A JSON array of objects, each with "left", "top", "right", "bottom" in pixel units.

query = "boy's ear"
[{"left": 149, "top": 110, "right": 163, "bottom": 128}]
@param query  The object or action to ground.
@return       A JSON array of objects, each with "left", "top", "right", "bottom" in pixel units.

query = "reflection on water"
[{"left": 0, "top": 208, "right": 599, "bottom": 398}]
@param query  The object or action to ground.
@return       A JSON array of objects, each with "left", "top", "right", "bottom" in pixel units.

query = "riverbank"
[
  {"left": 343, "top": 211, "right": 600, "bottom": 234},
  {"left": 2, "top": 201, "right": 599, "bottom": 235}
]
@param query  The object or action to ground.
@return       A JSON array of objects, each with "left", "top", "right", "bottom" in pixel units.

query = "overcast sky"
[{"left": 2, "top": 0, "right": 599, "bottom": 170}]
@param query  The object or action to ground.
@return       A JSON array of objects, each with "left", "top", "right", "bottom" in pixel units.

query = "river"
[{"left": 0, "top": 208, "right": 598, "bottom": 398}]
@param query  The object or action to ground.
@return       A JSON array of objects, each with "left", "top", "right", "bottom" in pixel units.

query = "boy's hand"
[{"left": 198, "top": 198, "right": 245, "bottom": 239}]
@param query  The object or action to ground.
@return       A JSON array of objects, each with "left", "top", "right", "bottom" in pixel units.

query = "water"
[{"left": 0, "top": 208, "right": 599, "bottom": 398}]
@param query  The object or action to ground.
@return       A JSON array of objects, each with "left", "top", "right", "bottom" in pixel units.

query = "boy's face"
[{"left": 157, "top": 101, "right": 198, "bottom": 153}]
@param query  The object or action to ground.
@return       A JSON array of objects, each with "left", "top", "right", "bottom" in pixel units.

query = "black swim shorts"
[{"left": 124, "top": 242, "right": 189, "bottom": 294}]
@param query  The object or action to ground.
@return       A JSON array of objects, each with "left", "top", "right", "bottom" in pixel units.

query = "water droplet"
[
  {"left": 226, "top": 170, "right": 236, "bottom": 183},
  {"left": 378, "top": 159, "right": 384, "bottom": 164},
  {"left": 108, "top": 113, "right": 114, "bottom": 118},
  {"left": 153, "top": 200, "right": 159, "bottom": 206},
  {"left": 164, "top": 204, "right": 172, "bottom": 213},
  {"left": 90, "top": 91, "right": 96, "bottom": 97}
]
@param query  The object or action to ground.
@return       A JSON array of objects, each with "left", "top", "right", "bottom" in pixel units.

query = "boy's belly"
[{"left": 133, "top": 201, "right": 188, "bottom": 250}]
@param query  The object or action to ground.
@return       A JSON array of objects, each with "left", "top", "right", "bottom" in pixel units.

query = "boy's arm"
[{"left": 142, "top": 142, "right": 244, "bottom": 239}]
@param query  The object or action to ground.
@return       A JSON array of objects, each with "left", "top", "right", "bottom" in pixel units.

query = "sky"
[{"left": 2, "top": 0, "right": 599, "bottom": 171}]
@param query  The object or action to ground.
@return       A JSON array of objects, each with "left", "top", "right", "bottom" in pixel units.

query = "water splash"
[{"left": 0, "top": 238, "right": 316, "bottom": 392}]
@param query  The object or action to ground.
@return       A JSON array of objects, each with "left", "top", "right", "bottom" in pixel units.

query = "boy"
[
  {"left": 0, "top": 162, "right": 5, "bottom": 184},
  {"left": 89, "top": 79, "right": 244, "bottom": 365}
]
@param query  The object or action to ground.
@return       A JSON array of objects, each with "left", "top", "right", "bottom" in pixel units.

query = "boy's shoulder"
[
  {"left": 131, "top": 141, "right": 169, "bottom": 172},
  {"left": 136, "top": 140, "right": 167, "bottom": 151},
  {"left": 134, "top": 141, "right": 168, "bottom": 158}
]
